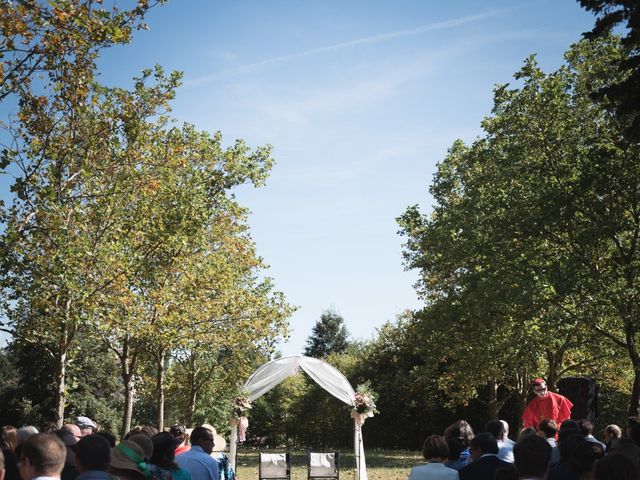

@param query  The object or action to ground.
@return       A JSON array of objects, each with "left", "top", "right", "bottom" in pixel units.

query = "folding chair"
[
  {"left": 308, "top": 451, "right": 339, "bottom": 480},
  {"left": 258, "top": 452, "right": 291, "bottom": 480}
]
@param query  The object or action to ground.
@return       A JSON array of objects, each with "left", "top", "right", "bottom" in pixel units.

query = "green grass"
[{"left": 235, "top": 450, "right": 422, "bottom": 480}]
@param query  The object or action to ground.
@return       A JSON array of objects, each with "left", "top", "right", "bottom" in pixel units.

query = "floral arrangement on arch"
[
  {"left": 353, "top": 381, "right": 378, "bottom": 416},
  {"left": 232, "top": 393, "right": 252, "bottom": 419}
]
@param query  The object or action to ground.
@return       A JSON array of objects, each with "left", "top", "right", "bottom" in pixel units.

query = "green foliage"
[
  {"left": 249, "top": 374, "right": 308, "bottom": 448},
  {"left": 0, "top": 5, "right": 292, "bottom": 432},
  {"left": 0, "top": 0, "right": 160, "bottom": 101},
  {"left": 399, "top": 35, "right": 640, "bottom": 416},
  {"left": 304, "top": 309, "right": 350, "bottom": 358}
]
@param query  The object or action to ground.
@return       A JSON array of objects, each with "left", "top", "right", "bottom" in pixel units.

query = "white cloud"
[{"left": 186, "top": 9, "right": 512, "bottom": 86}]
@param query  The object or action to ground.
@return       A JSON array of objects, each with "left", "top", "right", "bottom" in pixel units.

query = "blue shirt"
[{"left": 176, "top": 446, "right": 219, "bottom": 480}]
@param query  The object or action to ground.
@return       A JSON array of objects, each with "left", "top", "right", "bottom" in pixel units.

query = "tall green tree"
[
  {"left": 77, "top": 68, "right": 292, "bottom": 435},
  {"left": 399, "top": 36, "right": 640, "bottom": 415},
  {"left": 0, "top": 0, "right": 164, "bottom": 428},
  {"left": 303, "top": 309, "right": 350, "bottom": 358}
]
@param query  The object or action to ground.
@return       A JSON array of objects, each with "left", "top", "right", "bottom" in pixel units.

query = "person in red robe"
[{"left": 522, "top": 378, "right": 573, "bottom": 429}]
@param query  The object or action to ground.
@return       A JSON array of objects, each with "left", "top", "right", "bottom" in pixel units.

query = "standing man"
[
  {"left": 176, "top": 427, "right": 219, "bottom": 480},
  {"left": 18, "top": 434, "right": 66, "bottom": 480},
  {"left": 522, "top": 378, "right": 573, "bottom": 429}
]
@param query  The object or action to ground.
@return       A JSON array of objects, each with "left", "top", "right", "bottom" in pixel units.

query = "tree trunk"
[
  {"left": 487, "top": 379, "right": 499, "bottom": 419},
  {"left": 122, "top": 372, "right": 134, "bottom": 439},
  {"left": 119, "top": 333, "right": 137, "bottom": 438},
  {"left": 54, "top": 345, "right": 67, "bottom": 428},
  {"left": 186, "top": 354, "right": 198, "bottom": 426},
  {"left": 54, "top": 299, "right": 73, "bottom": 428},
  {"left": 188, "top": 386, "right": 197, "bottom": 427},
  {"left": 627, "top": 324, "right": 640, "bottom": 417},
  {"left": 545, "top": 336, "right": 571, "bottom": 392},
  {"left": 546, "top": 348, "right": 563, "bottom": 392},
  {"left": 156, "top": 349, "right": 166, "bottom": 431}
]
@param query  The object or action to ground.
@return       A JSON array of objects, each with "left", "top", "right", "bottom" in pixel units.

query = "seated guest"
[
  {"left": 0, "top": 427, "right": 16, "bottom": 453},
  {"left": 494, "top": 465, "right": 519, "bottom": 480},
  {"left": 578, "top": 420, "right": 607, "bottom": 451},
  {"left": 625, "top": 417, "right": 640, "bottom": 438},
  {"left": 40, "top": 423, "right": 57, "bottom": 434},
  {"left": 16, "top": 427, "right": 38, "bottom": 447},
  {"left": 602, "top": 424, "right": 621, "bottom": 450},
  {"left": 485, "top": 420, "right": 514, "bottom": 463},
  {"left": 594, "top": 455, "right": 638, "bottom": 480},
  {"left": 126, "top": 427, "right": 158, "bottom": 439},
  {"left": 629, "top": 423, "right": 640, "bottom": 447},
  {"left": 407, "top": 435, "right": 459, "bottom": 480},
  {"left": 149, "top": 433, "right": 191, "bottom": 480},
  {"left": 547, "top": 432, "right": 583, "bottom": 480},
  {"left": 128, "top": 434, "right": 154, "bottom": 463},
  {"left": 74, "top": 434, "right": 112, "bottom": 480},
  {"left": 537, "top": 419, "right": 559, "bottom": 465},
  {"left": 559, "top": 420, "right": 581, "bottom": 434},
  {"left": 444, "top": 421, "right": 475, "bottom": 467},
  {"left": 74, "top": 417, "right": 97, "bottom": 437},
  {"left": 202, "top": 425, "right": 233, "bottom": 480},
  {"left": 459, "top": 433, "right": 510, "bottom": 480},
  {"left": 444, "top": 439, "right": 464, "bottom": 471},
  {"left": 170, "top": 426, "right": 190, "bottom": 456},
  {"left": 1, "top": 427, "right": 18, "bottom": 480},
  {"left": 95, "top": 432, "right": 116, "bottom": 448},
  {"left": 18, "top": 434, "right": 66, "bottom": 480},
  {"left": 109, "top": 439, "right": 150, "bottom": 480},
  {"left": 570, "top": 441, "right": 604, "bottom": 480},
  {"left": 175, "top": 427, "right": 219, "bottom": 480},
  {"left": 499, "top": 421, "right": 516, "bottom": 453},
  {"left": 605, "top": 438, "right": 640, "bottom": 470},
  {"left": 513, "top": 434, "right": 551, "bottom": 480},
  {"left": 517, "top": 428, "right": 537, "bottom": 441},
  {"left": 62, "top": 424, "right": 82, "bottom": 441},
  {"left": 53, "top": 429, "right": 79, "bottom": 480}
]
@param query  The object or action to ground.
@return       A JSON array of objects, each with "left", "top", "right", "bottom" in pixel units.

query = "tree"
[
  {"left": 303, "top": 309, "right": 350, "bottom": 358},
  {"left": 399, "top": 36, "right": 640, "bottom": 415},
  {"left": 0, "top": 0, "right": 164, "bottom": 429},
  {"left": 1, "top": 64, "right": 292, "bottom": 433},
  {"left": 78, "top": 69, "right": 291, "bottom": 435},
  {"left": 0, "top": 0, "right": 160, "bottom": 102},
  {"left": 580, "top": 0, "right": 640, "bottom": 141},
  {"left": 0, "top": 2, "right": 294, "bottom": 433}
]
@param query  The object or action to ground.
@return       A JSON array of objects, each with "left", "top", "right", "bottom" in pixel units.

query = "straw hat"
[
  {"left": 201, "top": 424, "right": 227, "bottom": 452},
  {"left": 110, "top": 440, "right": 150, "bottom": 479}
]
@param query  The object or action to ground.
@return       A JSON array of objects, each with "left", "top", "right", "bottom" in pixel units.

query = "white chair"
[
  {"left": 308, "top": 452, "right": 339, "bottom": 480},
  {"left": 259, "top": 452, "right": 290, "bottom": 480}
]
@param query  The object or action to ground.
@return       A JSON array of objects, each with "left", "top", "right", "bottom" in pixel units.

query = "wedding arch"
[{"left": 228, "top": 355, "right": 372, "bottom": 480}]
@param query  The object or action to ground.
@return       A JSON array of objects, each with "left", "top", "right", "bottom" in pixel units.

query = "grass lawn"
[{"left": 235, "top": 450, "right": 422, "bottom": 480}]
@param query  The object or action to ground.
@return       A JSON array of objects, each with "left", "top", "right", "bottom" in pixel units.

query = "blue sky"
[{"left": 1, "top": 1, "right": 597, "bottom": 354}]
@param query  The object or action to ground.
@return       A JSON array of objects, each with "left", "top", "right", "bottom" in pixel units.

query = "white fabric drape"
[{"left": 228, "top": 355, "right": 368, "bottom": 480}]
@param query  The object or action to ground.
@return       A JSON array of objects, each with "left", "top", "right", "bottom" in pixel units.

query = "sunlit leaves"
[{"left": 398, "top": 36, "right": 638, "bottom": 414}]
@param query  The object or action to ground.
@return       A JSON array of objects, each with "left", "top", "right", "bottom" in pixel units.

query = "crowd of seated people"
[
  {"left": 5, "top": 414, "right": 640, "bottom": 480},
  {"left": 409, "top": 417, "right": 640, "bottom": 480},
  {"left": 0, "top": 418, "right": 234, "bottom": 480}
]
